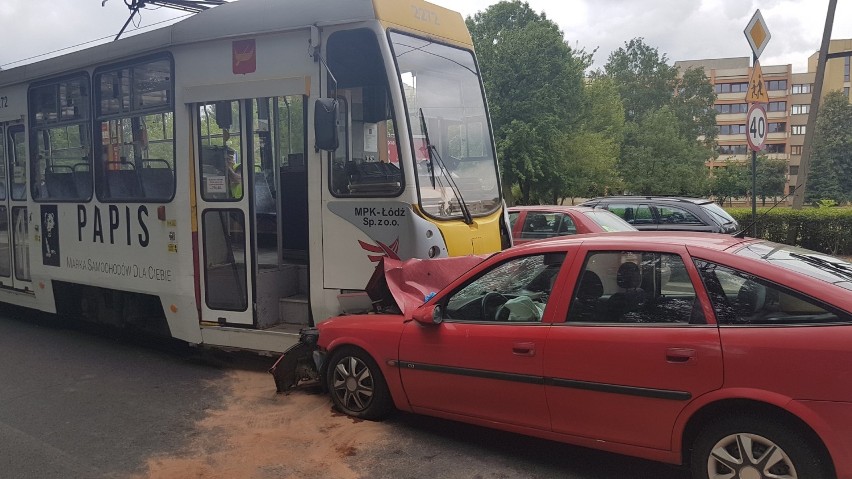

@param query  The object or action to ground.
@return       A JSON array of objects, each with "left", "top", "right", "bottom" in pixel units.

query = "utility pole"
[{"left": 791, "top": 0, "right": 837, "bottom": 209}]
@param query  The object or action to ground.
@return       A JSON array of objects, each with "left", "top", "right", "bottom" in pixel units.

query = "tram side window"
[
  {"left": 0, "top": 126, "right": 5, "bottom": 200},
  {"left": 327, "top": 29, "right": 402, "bottom": 197},
  {"left": 95, "top": 56, "right": 175, "bottom": 202},
  {"left": 198, "top": 101, "right": 243, "bottom": 201},
  {"left": 10, "top": 128, "right": 27, "bottom": 201},
  {"left": 28, "top": 74, "right": 92, "bottom": 201}
]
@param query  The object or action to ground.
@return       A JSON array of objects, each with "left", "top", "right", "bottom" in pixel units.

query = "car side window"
[
  {"left": 657, "top": 205, "right": 702, "bottom": 225},
  {"left": 607, "top": 204, "right": 654, "bottom": 225},
  {"left": 443, "top": 253, "right": 566, "bottom": 323},
  {"left": 521, "top": 213, "right": 560, "bottom": 239},
  {"left": 556, "top": 214, "right": 576, "bottom": 236},
  {"left": 566, "top": 251, "right": 704, "bottom": 324},
  {"left": 694, "top": 260, "right": 852, "bottom": 325},
  {"left": 508, "top": 211, "right": 520, "bottom": 229}
]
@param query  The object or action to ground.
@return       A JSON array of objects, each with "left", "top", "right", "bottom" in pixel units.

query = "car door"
[
  {"left": 543, "top": 245, "right": 722, "bottom": 450},
  {"left": 398, "top": 251, "right": 569, "bottom": 431}
]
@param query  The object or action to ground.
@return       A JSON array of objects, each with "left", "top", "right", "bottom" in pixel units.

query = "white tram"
[{"left": 0, "top": 0, "right": 507, "bottom": 352}]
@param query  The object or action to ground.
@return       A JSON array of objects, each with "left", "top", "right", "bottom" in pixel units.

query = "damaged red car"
[{"left": 272, "top": 232, "right": 852, "bottom": 479}]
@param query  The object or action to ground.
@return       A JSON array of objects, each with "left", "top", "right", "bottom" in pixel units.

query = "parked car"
[
  {"left": 580, "top": 196, "right": 740, "bottom": 234},
  {"left": 274, "top": 232, "right": 852, "bottom": 479},
  {"left": 508, "top": 205, "right": 636, "bottom": 245}
]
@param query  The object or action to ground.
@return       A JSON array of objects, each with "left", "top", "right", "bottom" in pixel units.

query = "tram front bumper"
[{"left": 268, "top": 328, "right": 323, "bottom": 393}]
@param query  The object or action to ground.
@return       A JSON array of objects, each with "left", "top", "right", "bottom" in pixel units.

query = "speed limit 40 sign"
[{"left": 746, "top": 103, "right": 767, "bottom": 151}]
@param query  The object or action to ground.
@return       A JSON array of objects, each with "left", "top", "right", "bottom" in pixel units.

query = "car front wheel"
[
  {"left": 690, "top": 415, "right": 830, "bottom": 479},
  {"left": 326, "top": 346, "right": 392, "bottom": 420}
]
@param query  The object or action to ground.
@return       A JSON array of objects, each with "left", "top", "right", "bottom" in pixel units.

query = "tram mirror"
[
  {"left": 215, "top": 101, "right": 232, "bottom": 130},
  {"left": 314, "top": 98, "right": 339, "bottom": 151}
]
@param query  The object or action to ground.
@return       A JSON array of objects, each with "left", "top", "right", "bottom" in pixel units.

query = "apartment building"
[{"left": 675, "top": 39, "right": 852, "bottom": 196}]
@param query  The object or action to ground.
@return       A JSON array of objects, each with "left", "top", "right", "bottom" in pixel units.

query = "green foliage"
[
  {"left": 807, "top": 90, "right": 852, "bottom": 205},
  {"left": 619, "top": 106, "right": 708, "bottom": 195},
  {"left": 604, "top": 38, "right": 678, "bottom": 122},
  {"left": 755, "top": 155, "right": 787, "bottom": 205},
  {"left": 467, "top": 0, "right": 590, "bottom": 205},
  {"left": 727, "top": 207, "right": 852, "bottom": 255},
  {"left": 603, "top": 38, "right": 715, "bottom": 196},
  {"left": 710, "top": 163, "right": 749, "bottom": 205}
]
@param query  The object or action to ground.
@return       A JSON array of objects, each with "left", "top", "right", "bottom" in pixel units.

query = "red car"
[
  {"left": 273, "top": 232, "right": 852, "bottom": 479},
  {"left": 508, "top": 205, "right": 635, "bottom": 245}
]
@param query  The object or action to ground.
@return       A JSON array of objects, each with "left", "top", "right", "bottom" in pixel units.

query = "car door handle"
[
  {"left": 666, "top": 348, "right": 696, "bottom": 364},
  {"left": 512, "top": 342, "right": 536, "bottom": 357}
]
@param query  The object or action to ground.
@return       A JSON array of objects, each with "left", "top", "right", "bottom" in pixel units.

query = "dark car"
[
  {"left": 580, "top": 196, "right": 739, "bottom": 234},
  {"left": 508, "top": 205, "right": 636, "bottom": 245}
]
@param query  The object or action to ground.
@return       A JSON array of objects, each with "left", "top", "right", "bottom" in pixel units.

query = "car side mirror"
[
  {"left": 314, "top": 98, "right": 339, "bottom": 151},
  {"left": 413, "top": 303, "right": 443, "bottom": 325}
]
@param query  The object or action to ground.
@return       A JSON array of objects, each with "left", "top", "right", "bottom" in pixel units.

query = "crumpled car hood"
[{"left": 366, "top": 255, "right": 489, "bottom": 319}]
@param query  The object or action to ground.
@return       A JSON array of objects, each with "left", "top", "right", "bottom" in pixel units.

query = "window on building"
[
  {"left": 767, "top": 122, "right": 786, "bottom": 133},
  {"left": 792, "top": 83, "right": 812, "bottom": 94},
  {"left": 845, "top": 87, "right": 850, "bottom": 98},
  {"left": 715, "top": 103, "right": 748, "bottom": 114},
  {"left": 765, "top": 80, "right": 788, "bottom": 91},
  {"left": 764, "top": 144, "right": 786, "bottom": 154},
  {"left": 715, "top": 83, "right": 749, "bottom": 94},
  {"left": 792, "top": 125, "right": 806, "bottom": 135},
  {"left": 845, "top": 56, "right": 850, "bottom": 82},
  {"left": 767, "top": 101, "right": 787, "bottom": 112},
  {"left": 789, "top": 165, "right": 799, "bottom": 175},
  {"left": 28, "top": 74, "right": 93, "bottom": 201},
  {"left": 791, "top": 104, "right": 810, "bottom": 115},
  {"left": 718, "top": 144, "right": 748, "bottom": 155},
  {"left": 791, "top": 146, "right": 803, "bottom": 155},
  {"left": 718, "top": 124, "right": 747, "bottom": 135},
  {"left": 95, "top": 55, "right": 175, "bottom": 202}
]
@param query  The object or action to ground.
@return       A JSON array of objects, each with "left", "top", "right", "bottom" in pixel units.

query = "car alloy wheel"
[
  {"left": 691, "top": 415, "right": 830, "bottom": 479},
  {"left": 326, "top": 346, "right": 392, "bottom": 420},
  {"left": 706, "top": 433, "right": 796, "bottom": 479}
]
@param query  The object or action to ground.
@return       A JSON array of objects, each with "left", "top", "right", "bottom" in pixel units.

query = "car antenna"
[{"left": 733, "top": 184, "right": 801, "bottom": 238}]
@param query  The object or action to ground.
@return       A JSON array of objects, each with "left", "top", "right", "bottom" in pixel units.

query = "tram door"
[
  {"left": 0, "top": 122, "right": 32, "bottom": 292},
  {"left": 196, "top": 96, "right": 308, "bottom": 328}
]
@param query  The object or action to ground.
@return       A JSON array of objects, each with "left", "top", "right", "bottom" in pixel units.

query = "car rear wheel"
[
  {"left": 690, "top": 415, "right": 830, "bottom": 479},
  {"left": 326, "top": 346, "right": 392, "bottom": 420}
]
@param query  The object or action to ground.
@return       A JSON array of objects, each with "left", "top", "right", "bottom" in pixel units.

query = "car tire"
[
  {"left": 690, "top": 414, "right": 831, "bottom": 479},
  {"left": 326, "top": 346, "right": 393, "bottom": 420}
]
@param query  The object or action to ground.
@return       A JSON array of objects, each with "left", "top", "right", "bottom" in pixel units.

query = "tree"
[
  {"left": 603, "top": 38, "right": 715, "bottom": 196},
  {"left": 711, "top": 163, "right": 748, "bottom": 206},
  {"left": 604, "top": 38, "right": 678, "bottom": 122},
  {"left": 467, "top": 1, "right": 590, "bottom": 205},
  {"left": 755, "top": 155, "right": 788, "bottom": 205},
  {"left": 807, "top": 90, "right": 852, "bottom": 204},
  {"left": 619, "top": 106, "right": 709, "bottom": 195}
]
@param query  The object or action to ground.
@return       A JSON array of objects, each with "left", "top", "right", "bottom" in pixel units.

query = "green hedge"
[{"left": 726, "top": 207, "right": 852, "bottom": 256}]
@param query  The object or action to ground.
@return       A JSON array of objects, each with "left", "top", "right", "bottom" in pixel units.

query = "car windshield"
[
  {"left": 583, "top": 210, "right": 637, "bottom": 232},
  {"left": 701, "top": 202, "right": 737, "bottom": 225},
  {"left": 734, "top": 241, "right": 852, "bottom": 288},
  {"left": 389, "top": 31, "right": 500, "bottom": 220}
]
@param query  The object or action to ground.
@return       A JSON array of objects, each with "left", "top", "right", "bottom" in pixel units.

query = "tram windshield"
[{"left": 390, "top": 31, "right": 500, "bottom": 220}]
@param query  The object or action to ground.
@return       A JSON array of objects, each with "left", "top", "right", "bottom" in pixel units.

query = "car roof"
[
  {"left": 583, "top": 196, "right": 713, "bottom": 205},
  {"left": 511, "top": 231, "right": 752, "bottom": 252},
  {"left": 508, "top": 205, "right": 597, "bottom": 213}
]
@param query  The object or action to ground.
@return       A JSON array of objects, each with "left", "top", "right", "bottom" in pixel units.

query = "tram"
[{"left": 0, "top": 0, "right": 508, "bottom": 352}]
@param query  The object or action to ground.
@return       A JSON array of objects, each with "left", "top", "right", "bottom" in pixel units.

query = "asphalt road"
[{"left": 0, "top": 308, "right": 689, "bottom": 479}]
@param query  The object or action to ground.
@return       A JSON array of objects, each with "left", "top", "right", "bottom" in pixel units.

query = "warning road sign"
[{"left": 746, "top": 61, "right": 769, "bottom": 103}]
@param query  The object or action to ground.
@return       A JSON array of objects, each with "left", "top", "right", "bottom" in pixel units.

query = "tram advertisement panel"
[{"left": 40, "top": 205, "right": 60, "bottom": 267}]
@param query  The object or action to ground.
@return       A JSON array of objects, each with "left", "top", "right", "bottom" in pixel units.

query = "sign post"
[{"left": 743, "top": 10, "right": 771, "bottom": 235}]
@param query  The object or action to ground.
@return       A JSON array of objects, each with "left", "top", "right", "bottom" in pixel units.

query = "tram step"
[{"left": 278, "top": 294, "right": 310, "bottom": 326}]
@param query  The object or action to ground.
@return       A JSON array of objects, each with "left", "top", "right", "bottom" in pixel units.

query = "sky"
[{"left": 1, "top": 0, "right": 851, "bottom": 73}]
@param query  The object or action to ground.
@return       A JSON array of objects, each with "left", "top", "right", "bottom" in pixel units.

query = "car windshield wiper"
[
  {"left": 419, "top": 108, "right": 473, "bottom": 225},
  {"left": 789, "top": 253, "right": 852, "bottom": 280}
]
